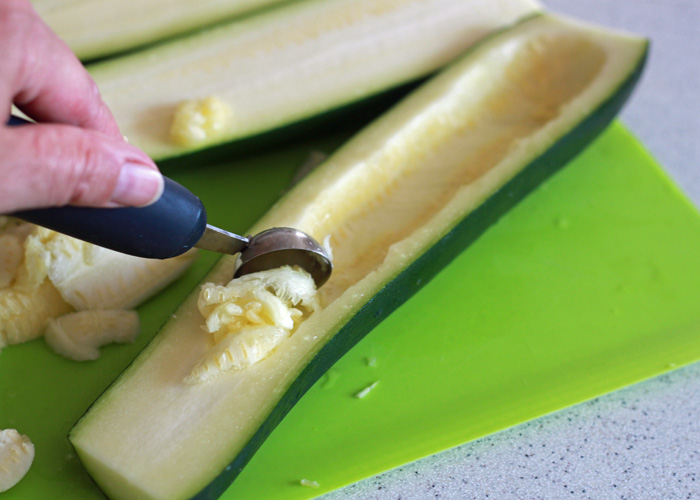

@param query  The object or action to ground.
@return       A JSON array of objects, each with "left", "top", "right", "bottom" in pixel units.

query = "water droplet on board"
[
  {"left": 554, "top": 216, "right": 570, "bottom": 229},
  {"left": 321, "top": 369, "right": 340, "bottom": 389}
]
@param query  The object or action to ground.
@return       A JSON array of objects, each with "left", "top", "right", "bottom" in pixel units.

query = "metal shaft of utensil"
[{"left": 194, "top": 224, "right": 249, "bottom": 255}]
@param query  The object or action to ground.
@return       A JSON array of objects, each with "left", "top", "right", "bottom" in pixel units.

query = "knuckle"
[
  {"left": 68, "top": 136, "right": 122, "bottom": 206},
  {"left": 4, "top": 14, "right": 53, "bottom": 103},
  {"left": 31, "top": 128, "right": 121, "bottom": 206}
]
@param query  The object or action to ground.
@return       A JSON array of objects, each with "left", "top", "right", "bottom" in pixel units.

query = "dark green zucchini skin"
[{"left": 191, "top": 41, "right": 649, "bottom": 500}]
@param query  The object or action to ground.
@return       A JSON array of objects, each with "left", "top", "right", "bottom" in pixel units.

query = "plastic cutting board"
[{"left": 1, "top": 122, "right": 700, "bottom": 499}]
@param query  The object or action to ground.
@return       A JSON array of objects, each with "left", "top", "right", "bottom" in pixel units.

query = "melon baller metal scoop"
[{"left": 8, "top": 116, "right": 332, "bottom": 288}]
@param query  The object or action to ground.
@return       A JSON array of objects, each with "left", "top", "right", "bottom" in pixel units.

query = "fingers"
[
  {"left": 0, "top": 0, "right": 162, "bottom": 212},
  {"left": 0, "top": 0, "right": 121, "bottom": 138},
  {"left": 0, "top": 124, "right": 163, "bottom": 213}
]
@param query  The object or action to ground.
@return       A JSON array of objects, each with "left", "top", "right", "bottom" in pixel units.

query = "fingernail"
[{"left": 111, "top": 161, "right": 164, "bottom": 207}]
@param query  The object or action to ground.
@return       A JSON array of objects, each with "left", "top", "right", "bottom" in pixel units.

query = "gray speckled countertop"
[{"left": 319, "top": 1, "right": 700, "bottom": 498}]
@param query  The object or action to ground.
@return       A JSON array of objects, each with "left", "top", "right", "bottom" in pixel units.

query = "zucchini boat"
[
  {"left": 33, "top": 0, "right": 290, "bottom": 61},
  {"left": 85, "top": 0, "right": 541, "bottom": 161},
  {"left": 70, "top": 13, "right": 648, "bottom": 500}
]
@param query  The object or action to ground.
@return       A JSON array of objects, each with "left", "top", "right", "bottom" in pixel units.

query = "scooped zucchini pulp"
[{"left": 70, "top": 13, "right": 647, "bottom": 500}]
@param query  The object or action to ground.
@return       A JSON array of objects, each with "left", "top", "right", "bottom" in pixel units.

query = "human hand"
[{"left": 0, "top": 0, "right": 163, "bottom": 214}]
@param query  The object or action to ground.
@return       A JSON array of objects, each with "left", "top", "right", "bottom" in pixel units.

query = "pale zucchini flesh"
[
  {"left": 32, "top": 0, "right": 291, "bottom": 61},
  {"left": 70, "top": 13, "right": 647, "bottom": 500},
  {"left": 87, "top": 0, "right": 541, "bottom": 161}
]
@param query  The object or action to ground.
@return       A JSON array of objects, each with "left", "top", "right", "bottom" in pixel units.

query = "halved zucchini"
[
  {"left": 32, "top": 0, "right": 289, "bottom": 61},
  {"left": 86, "top": 0, "right": 540, "bottom": 161},
  {"left": 69, "top": 13, "right": 648, "bottom": 500}
]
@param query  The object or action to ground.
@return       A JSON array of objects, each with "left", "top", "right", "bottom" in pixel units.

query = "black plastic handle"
[{"left": 8, "top": 116, "right": 207, "bottom": 259}]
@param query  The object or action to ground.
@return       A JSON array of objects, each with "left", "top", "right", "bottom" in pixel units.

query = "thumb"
[{"left": 0, "top": 123, "right": 164, "bottom": 213}]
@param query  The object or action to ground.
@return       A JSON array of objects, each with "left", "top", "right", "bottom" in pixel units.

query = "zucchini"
[
  {"left": 69, "top": 13, "right": 648, "bottom": 500},
  {"left": 33, "top": 0, "right": 290, "bottom": 61},
  {"left": 85, "top": 0, "right": 541, "bottom": 161}
]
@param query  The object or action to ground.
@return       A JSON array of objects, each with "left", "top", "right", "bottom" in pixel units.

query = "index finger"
[{"left": 0, "top": 0, "right": 122, "bottom": 138}]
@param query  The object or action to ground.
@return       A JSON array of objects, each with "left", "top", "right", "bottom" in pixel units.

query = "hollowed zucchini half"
[{"left": 70, "top": 13, "right": 647, "bottom": 500}]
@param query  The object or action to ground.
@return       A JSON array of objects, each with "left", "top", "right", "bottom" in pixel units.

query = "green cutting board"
[{"left": 2, "top": 122, "right": 700, "bottom": 499}]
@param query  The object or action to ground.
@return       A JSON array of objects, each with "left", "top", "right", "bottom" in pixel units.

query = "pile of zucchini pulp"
[{"left": 58, "top": 0, "right": 648, "bottom": 498}]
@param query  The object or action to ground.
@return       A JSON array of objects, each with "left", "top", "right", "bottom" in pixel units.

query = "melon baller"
[{"left": 8, "top": 116, "right": 333, "bottom": 288}]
